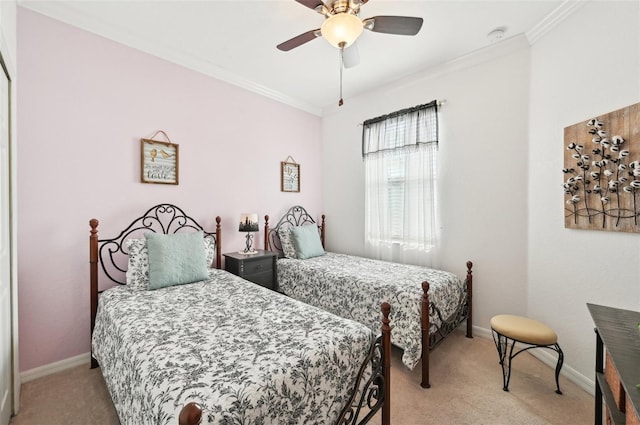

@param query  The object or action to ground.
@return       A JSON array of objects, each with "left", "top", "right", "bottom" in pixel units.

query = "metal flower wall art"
[{"left": 563, "top": 103, "right": 640, "bottom": 233}]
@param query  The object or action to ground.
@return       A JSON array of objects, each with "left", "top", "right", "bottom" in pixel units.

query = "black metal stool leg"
[
  {"left": 553, "top": 343, "right": 564, "bottom": 395},
  {"left": 502, "top": 338, "right": 516, "bottom": 391},
  {"left": 492, "top": 329, "right": 564, "bottom": 394},
  {"left": 492, "top": 330, "right": 514, "bottom": 391}
]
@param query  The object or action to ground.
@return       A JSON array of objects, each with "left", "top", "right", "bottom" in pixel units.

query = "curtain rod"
[{"left": 358, "top": 99, "right": 446, "bottom": 127}]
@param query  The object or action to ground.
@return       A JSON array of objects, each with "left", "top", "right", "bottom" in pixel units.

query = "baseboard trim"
[
  {"left": 20, "top": 352, "right": 90, "bottom": 383},
  {"left": 470, "top": 324, "right": 595, "bottom": 396}
]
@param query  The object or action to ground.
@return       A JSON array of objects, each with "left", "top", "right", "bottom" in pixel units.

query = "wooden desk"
[{"left": 587, "top": 303, "right": 640, "bottom": 425}]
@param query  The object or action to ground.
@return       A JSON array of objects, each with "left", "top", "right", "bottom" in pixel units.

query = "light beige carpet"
[{"left": 10, "top": 331, "right": 593, "bottom": 425}]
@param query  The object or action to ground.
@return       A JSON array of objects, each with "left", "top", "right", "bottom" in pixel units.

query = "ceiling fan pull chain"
[{"left": 338, "top": 43, "right": 345, "bottom": 107}]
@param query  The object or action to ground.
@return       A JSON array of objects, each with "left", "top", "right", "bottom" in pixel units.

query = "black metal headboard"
[
  {"left": 91, "top": 203, "right": 221, "bottom": 286},
  {"left": 264, "top": 205, "right": 324, "bottom": 255},
  {"left": 89, "top": 203, "right": 222, "bottom": 369}
]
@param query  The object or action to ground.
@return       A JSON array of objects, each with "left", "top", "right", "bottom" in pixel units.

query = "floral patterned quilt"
[
  {"left": 277, "top": 252, "right": 465, "bottom": 370},
  {"left": 92, "top": 268, "right": 375, "bottom": 425}
]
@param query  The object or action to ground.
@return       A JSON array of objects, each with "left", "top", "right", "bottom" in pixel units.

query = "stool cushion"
[{"left": 491, "top": 314, "right": 558, "bottom": 345}]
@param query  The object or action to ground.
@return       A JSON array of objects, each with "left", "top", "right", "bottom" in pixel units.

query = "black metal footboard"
[{"left": 337, "top": 303, "right": 392, "bottom": 425}]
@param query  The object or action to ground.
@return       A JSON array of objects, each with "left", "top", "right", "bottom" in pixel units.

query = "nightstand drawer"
[{"left": 242, "top": 257, "right": 272, "bottom": 275}]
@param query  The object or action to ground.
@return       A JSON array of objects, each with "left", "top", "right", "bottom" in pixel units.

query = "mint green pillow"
[
  {"left": 145, "top": 231, "right": 208, "bottom": 290},
  {"left": 290, "top": 225, "right": 325, "bottom": 260}
]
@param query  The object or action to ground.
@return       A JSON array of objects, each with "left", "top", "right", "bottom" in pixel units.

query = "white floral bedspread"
[
  {"left": 92, "top": 268, "right": 375, "bottom": 425},
  {"left": 277, "top": 252, "right": 465, "bottom": 369}
]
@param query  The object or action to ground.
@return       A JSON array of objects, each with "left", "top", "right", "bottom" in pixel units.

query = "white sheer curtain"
[{"left": 362, "top": 101, "right": 439, "bottom": 267}]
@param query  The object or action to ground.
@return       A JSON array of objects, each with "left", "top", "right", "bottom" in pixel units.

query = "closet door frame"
[{"left": 0, "top": 32, "right": 18, "bottom": 421}]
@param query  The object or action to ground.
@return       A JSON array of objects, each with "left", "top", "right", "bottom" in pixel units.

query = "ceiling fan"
[
  {"left": 277, "top": 0, "right": 423, "bottom": 106},
  {"left": 277, "top": 0, "right": 423, "bottom": 63}
]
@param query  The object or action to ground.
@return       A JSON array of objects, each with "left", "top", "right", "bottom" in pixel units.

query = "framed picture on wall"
[
  {"left": 141, "top": 138, "right": 179, "bottom": 185},
  {"left": 281, "top": 161, "right": 300, "bottom": 192}
]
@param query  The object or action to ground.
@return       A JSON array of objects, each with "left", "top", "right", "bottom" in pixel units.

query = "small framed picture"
[
  {"left": 141, "top": 138, "right": 179, "bottom": 185},
  {"left": 281, "top": 161, "right": 300, "bottom": 192}
]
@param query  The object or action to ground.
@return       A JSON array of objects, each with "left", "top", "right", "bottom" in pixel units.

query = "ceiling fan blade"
[
  {"left": 277, "top": 29, "right": 321, "bottom": 51},
  {"left": 363, "top": 16, "right": 424, "bottom": 36},
  {"left": 342, "top": 43, "right": 360, "bottom": 68},
  {"left": 295, "top": 0, "right": 325, "bottom": 12}
]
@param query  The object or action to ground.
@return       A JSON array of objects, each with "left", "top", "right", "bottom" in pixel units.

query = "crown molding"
[
  {"left": 18, "top": 2, "right": 322, "bottom": 116},
  {"left": 418, "top": 33, "right": 530, "bottom": 82},
  {"left": 526, "top": 0, "right": 588, "bottom": 45}
]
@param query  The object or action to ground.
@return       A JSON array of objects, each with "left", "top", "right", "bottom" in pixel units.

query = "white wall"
[
  {"left": 529, "top": 0, "right": 640, "bottom": 384},
  {"left": 322, "top": 35, "right": 532, "bottom": 332},
  {"left": 323, "top": 0, "right": 640, "bottom": 389}
]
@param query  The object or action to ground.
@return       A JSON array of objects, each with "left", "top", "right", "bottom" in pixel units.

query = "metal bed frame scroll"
[{"left": 264, "top": 205, "right": 474, "bottom": 389}]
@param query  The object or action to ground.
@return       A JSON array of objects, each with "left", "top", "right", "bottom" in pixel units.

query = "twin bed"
[
  {"left": 89, "top": 204, "right": 391, "bottom": 425},
  {"left": 264, "top": 205, "right": 474, "bottom": 388}
]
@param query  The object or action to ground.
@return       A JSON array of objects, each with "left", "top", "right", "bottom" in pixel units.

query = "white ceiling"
[{"left": 19, "top": 0, "right": 577, "bottom": 115}]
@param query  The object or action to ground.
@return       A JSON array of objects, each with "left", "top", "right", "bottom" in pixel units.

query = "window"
[{"left": 362, "top": 101, "right": 439, "bottom": 265}]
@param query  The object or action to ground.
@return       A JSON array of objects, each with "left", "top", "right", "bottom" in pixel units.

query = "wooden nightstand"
[{"left": 223, "top": 250, "right": 278, "bottom": 291}]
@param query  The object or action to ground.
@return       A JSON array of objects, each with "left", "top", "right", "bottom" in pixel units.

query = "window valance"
[{"left": 362, "top": 100, "right": 438, "bottom": 158}]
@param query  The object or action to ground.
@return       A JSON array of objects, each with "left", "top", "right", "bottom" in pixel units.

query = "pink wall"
[{"left": 17, "top": 8, "right": 323, "bottom": 371}]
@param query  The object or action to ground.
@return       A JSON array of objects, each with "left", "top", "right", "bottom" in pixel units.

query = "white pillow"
[{"left": 125, "top": 236, "right": 216, "bottom": 289}]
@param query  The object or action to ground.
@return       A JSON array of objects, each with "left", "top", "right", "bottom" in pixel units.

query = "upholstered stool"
[{"left": 490, "top": 314, "right": 563, "bottom": 394}]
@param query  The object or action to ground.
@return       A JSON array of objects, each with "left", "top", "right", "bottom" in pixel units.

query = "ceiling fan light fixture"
[{"left": 320, "top": 13, "right": 363, "bottom": 48}]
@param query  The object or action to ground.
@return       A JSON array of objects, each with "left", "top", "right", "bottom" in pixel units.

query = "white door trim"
[{"left": 0, "top": 28, "right": 18, "bottom": 419}]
